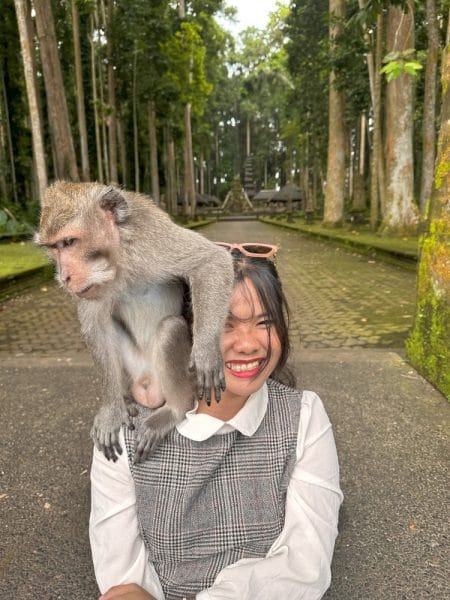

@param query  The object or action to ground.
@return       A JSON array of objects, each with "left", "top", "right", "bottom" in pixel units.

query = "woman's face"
[{"left": 220, "top": 278, "right": 282, "bottom": 404}]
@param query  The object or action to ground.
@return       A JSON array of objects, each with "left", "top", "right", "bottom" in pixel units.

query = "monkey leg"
[{"left": 133, "top": 316, "right": 196, "bottom": 463}]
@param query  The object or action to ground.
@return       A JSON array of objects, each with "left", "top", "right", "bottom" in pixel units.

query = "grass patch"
[
  {"left": 260, "top": 216, "right": 419, "bottom": 259},
  {"left": 0, "top": 241, "right": 50, "bottom": 280}
]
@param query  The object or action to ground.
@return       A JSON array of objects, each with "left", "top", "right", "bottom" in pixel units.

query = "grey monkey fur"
[{"left": 36, "top": 181, "right": 234, "bottom": 462}]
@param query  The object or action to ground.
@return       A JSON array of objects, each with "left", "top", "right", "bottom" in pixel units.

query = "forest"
[{"left": 0, "top": 0, "right": 448, "bottom": 235}]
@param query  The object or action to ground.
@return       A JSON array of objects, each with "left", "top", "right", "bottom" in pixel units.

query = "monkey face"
[{"left": 39, "top": 218, "right": 119, "bottom": 300}]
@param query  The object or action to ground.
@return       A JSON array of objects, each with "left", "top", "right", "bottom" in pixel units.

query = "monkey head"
[{"left": 36, "top": 181, "right": 128, "bottom": 300}]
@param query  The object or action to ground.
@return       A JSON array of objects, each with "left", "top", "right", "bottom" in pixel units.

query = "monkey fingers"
[
  {"left": 198, "top": 374, "right": 212, "bottom": 407},
  {"left": 133, "top": 432, "right": 161, "bottom": 464},
  {"left": 93, "top": 428, "right": 123, "bottom": 462}
]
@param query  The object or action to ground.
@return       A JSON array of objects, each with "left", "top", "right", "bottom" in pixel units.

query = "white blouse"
[{"left": 89, "top": 386, "right": 343, "bottom": 599}]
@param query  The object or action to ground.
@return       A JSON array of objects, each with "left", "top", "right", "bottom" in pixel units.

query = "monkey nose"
[{"left": 60, "top": 271, "right": 71, "bottom": 285}]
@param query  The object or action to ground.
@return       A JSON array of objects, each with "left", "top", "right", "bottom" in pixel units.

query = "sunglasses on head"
[{"left": 215, "top": 242, "right": 278, "bottom": 258}]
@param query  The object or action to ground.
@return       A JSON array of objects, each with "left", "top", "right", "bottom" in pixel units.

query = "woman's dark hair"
[{"left": 231, "top": 250, "right": 296, "bottom": 388}]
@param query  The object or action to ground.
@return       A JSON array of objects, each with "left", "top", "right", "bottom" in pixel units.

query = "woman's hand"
[{"left": 99, "top": 583, "right": 157, "bottom": 600}]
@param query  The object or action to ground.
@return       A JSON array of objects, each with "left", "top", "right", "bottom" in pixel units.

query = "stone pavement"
[{"left": 0, "top": 219, "right": 448, "bottom": 599}]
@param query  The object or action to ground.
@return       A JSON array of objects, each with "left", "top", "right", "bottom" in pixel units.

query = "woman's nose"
[{"left": 232, "top": 326, "right": 260, "bottom": 353}]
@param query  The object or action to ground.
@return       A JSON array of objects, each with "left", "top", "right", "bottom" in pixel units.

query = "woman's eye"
[{"left": 258, "top": 319, "right": 273, "bottom": 328}]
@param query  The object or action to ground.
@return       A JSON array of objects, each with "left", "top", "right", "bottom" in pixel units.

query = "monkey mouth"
[{"left": 75, "top": 284, "right": 96, "bottom": 299}]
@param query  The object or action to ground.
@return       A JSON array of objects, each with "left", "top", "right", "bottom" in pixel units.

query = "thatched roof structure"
[
  {"left": 253, "top": 189, "right": 277, "bottom": 202},
  {"left": 272, "top": 182, "right": 303, "bottom": 202}
]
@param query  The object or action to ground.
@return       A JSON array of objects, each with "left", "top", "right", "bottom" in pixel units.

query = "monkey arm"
[{"left": 180, "top": 242, "right": 234, "bottom": 404}]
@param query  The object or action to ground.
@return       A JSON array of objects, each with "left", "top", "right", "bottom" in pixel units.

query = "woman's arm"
[
  {"left": 89, "top": 429, "right": 165, "bottom": 600},
  {"left": 196, "top": 391, "right": 343, "bottom": 600}
]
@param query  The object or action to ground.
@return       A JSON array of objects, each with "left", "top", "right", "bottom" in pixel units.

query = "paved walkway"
[
  {"left": 0, "top": 221, "right": 416, "bottom": 356},
  {"left": 0, "top": 220, "right": 448, "bottom": 599}
]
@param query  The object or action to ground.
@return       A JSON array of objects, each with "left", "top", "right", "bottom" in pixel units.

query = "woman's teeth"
[{"left": 226, "top": 360, "right": 260, "bottom": 373}]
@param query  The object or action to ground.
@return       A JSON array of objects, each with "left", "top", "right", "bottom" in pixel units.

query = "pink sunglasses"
[{"left": 215, "top": 242, "right": 278, "bottom": 258}]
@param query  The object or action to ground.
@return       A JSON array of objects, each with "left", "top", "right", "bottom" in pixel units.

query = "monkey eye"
[{"left": 62, "top": 237, "right": 76, "bottom": 248}]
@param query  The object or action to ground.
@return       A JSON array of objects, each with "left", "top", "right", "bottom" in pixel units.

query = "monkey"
[{"left": 35, "top": 181, "right": 234, "bottom": 463}]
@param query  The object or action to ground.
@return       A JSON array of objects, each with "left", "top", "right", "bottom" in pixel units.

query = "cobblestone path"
[{"left": 0, "top": 220, "right": 417, "bottom": 356}]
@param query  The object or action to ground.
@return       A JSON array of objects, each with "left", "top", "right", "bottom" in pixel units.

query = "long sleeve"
[
  {"left": 89, "top": 430, "right": 165, "bottom": 600},
  {"left": 196, "top": 391, "right": 343, "bottom": 600}
]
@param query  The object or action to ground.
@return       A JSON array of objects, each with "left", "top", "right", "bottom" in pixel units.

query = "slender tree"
[
  {"left": 419, "top": 0, "right": 439, "bottom": 216},
  {"left": 381, "top": 0, "right": 418, "bottom": 234},
  {"left": 14, "top": 0, "right": 47, "bottom": 201},
  {"left": 324, "top": 0, "right": 346, "bottom": 226},
  {"left": 90, "top": 12, "right": 103, "bottom": 182},
  {"left": 34, "top": 0, "right": 78, "bottom": 181},
  {"left": 107, "top": 0, "right": 118, "bottom": 183},
  {"left": 148, "top": 100, "right": 160, "bottom": 203},
  {"left": 71, "top": 0, "right": 90, "bottom": 181},
  {"left": 371, "top": 10, "right": 386, "bottom": 228},
  {"left": 178, "top": 0, "right": 196, "bottom": 217},
  {"left": 0, "top": 65, "right": 18, "bottom": 202}
]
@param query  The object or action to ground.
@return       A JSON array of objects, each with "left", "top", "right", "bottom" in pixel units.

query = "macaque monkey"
[{"left": 36, "top": 181, "right": 234, "bottom": 462}]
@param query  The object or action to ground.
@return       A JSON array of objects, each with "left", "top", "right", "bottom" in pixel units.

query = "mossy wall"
[
  {"left": 406, "top": 42, "right": 450, "bottom": 400},
  {"left": 406, "top": 213, "right": 450, "bottom": 400},
  {"left": 406, "top": 209, "right": 450, "bottom": 400}
]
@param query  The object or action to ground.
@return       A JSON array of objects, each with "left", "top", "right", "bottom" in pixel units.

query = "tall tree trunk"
[
  {"left": 184, "top": 103, "right": 196, "bottom": 217},
  {"left": 381, "top": 1, "right": 418, "bottom": 234},
  {"left": 14, "top": 0, "right": 47, "bottom": 202},
  {"left": 34, "top": 0, "right": 78, "bottom": 181},
  {"left": 352, "top": 113, "right": 366, "bottom": 211},
  {"left": 71, "top": 0, "right": 90, "bottom": 181},
  {"left": 370, "top": 11, "right": 385, "bottom": 229},
  {"left": 148, "top": 100, "right": 159, "bottom": 204},
  {"left": 177, "top": 0, "right": 195, "bottom": 216},
  {"left": 132, "top": 47, "right": 139, "bottom": 192},
  {"left": 246, "top": 118, "right": 251, "bottom": 157},
  {"left": 420, "top": 0, "right": 439, "bottom": 216},
  {"left": 107, "top": 0, "right": 117, "bottom": 183},
  {"left": 0, "top": 66, "right": 18, "bottom": 203},
  {"left": 165, "top": 126, "right": 177, "bottom": 215},
  {"left": 406, "top": 11, "right": 450, "bottom": 398},
  {"left": 0, "top": 110, "right": 7, "bottom": 199},
  {"left": 99, "top": 59, "right": 109, "bottom": 182},
  {"left": 324, "top": 0, "right": 346, "bottom": 226},
  {"left": 117, "top": 116, "right": 127, "bottom": 187},
  {"left": 199, "top": 149, "right": 205, "bottom": 195},
  {"left": 90, "top": 14, "right": 103, "bottom": 182}
]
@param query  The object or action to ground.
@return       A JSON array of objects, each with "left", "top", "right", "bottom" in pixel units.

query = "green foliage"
[
  {"left": 381, "top": 49, "right": 423, "bottom": 82},
  {"left": 0, "top": 207, "right": 33, "bottom": 235},
  {"left": 284, "top": 0, "right": 329, "bottom": 181},
  {"left": 330, "top": 4, "right": 372, "bottom": 121},
  {"left": 162, "top": 21, "right": 212, "bottom": 114}
]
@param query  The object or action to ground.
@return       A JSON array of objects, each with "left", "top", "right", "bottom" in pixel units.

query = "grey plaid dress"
[{"left": 123, "top": 379, "right": 302, "bottom": 600}]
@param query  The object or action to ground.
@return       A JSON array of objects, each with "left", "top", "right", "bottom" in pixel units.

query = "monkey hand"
[
  {"left": 133, "top": 427, "right": 164, "bottom": 464},
  {"left": 189, "top": 342, "right": 225, "bottom": 406},
  {"left": 91, "top": 402, "right": 130, "bottom": 462}
]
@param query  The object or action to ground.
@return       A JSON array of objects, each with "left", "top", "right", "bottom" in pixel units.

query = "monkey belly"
[{"left": 131, "top": 375, "right": 165, "bottom": 409}]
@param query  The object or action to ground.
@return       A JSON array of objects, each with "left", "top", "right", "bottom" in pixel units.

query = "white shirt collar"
[{"left": 176, "top": 383, "right": 269, "bottom": 442}]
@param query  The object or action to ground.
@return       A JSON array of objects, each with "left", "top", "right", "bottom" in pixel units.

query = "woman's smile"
[{"left": 225, "top": 358, "right": 265, "bottom": 377}]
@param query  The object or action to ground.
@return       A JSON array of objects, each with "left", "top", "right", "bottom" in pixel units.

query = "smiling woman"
[{"left": 90, "top": 245, "right": 343, "bottom": 600}]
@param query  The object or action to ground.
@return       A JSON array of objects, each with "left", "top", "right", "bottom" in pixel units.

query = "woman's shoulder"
[
  {"left": 267, "top": 378, "right": 303, "bottom": 408},
  {"left": 267, "top": 379, "right": 324, "bottom": 410}
]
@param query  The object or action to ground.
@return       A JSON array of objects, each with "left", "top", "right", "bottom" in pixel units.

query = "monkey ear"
[{"left": 99, "top": 187, "right": 130, "bottom": 224}]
